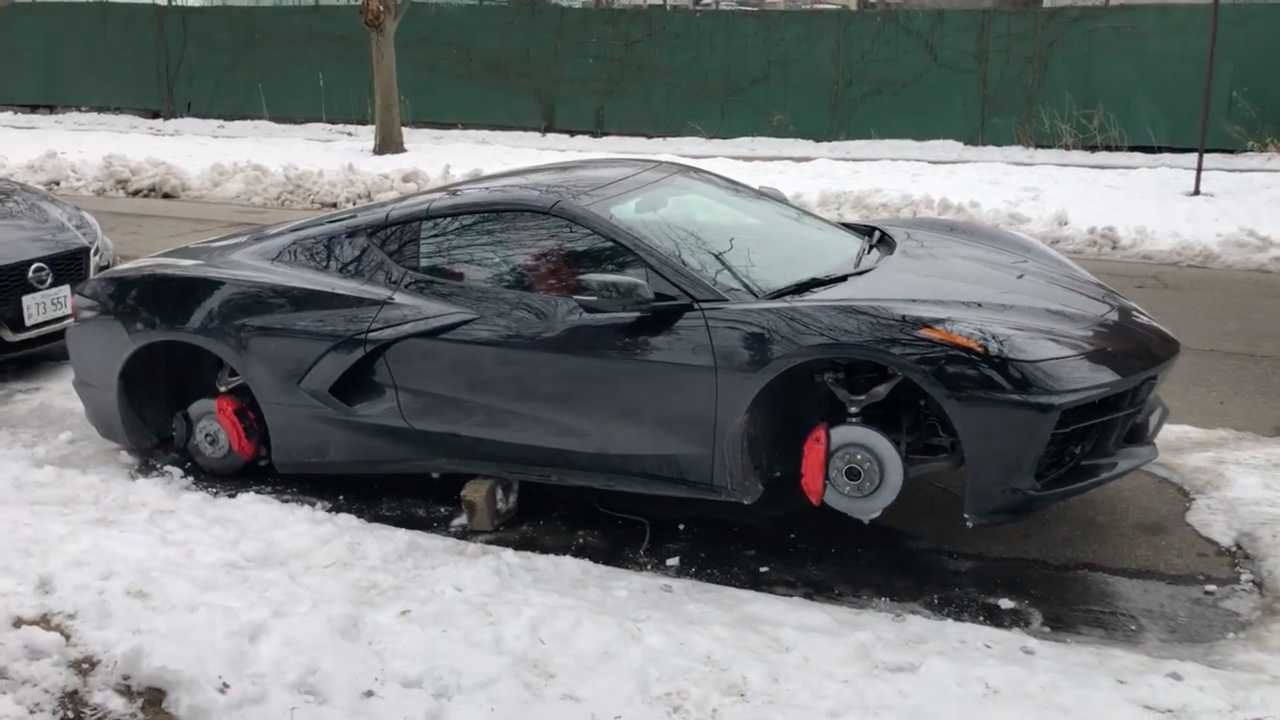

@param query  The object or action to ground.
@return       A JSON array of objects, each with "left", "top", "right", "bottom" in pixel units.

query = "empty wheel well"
[
  {"left": 118, "top": 341, "right": 255, "bottom": 448},
  {"left": 741, "top": 358, "right": 962, "bottom": 492}
]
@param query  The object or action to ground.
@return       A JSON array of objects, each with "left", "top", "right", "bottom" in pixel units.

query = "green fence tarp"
[{"left": 1, "top": 3, "right": 1275, "bottom": 149}]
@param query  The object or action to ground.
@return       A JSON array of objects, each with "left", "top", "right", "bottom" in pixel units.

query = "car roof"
[
  {"left": 267, "top": 159, "right": 685, "bottom": 243},
  {"left": 428, "top": 158, "right": 667, "bottom": 200},
  {"left": 377, "top": 158, "right": 693, "bottom": 218}
]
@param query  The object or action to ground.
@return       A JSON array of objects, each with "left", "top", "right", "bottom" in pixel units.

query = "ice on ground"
[
  {"left": 2, "top": 365, "right": 1280, "bottom": 719},
  {"left": 1, "top": 114, "right": 1278, "bottom": 272}
]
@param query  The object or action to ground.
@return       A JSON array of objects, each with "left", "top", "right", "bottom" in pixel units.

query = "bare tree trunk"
[
  {"left": 362, "top": 0, "right": 408, "bottom": 155},
  {"left": 369, "top": 27, "right": 405, "bottom": 155}
]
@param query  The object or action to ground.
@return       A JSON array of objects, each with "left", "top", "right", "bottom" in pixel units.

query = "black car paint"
[{"left": 66, "top": 160, "right": 1180, "bottom": 524}]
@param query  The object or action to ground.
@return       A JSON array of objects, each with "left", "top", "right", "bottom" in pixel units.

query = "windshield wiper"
[
  {"left": 852, "top": 228, "right": 881, "bottom": 270},
  {"left": 763, "top": 265, "right": 875, "bottom": 300},
  {"left": 765, "top": 231, "right": 882, "bottom": 300}
]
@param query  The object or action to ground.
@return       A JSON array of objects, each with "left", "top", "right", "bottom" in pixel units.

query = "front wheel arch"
[{"left": 725, "top": 349, "right": 963, "bottom": 505}]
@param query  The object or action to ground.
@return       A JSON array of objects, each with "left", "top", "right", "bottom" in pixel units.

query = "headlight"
[
  {"left": 64, "top": 206, "right": 101, "bottom": 243},
  {"left": 75, "top": 211, "right": 115, "bottom": 270},
  {"left": 92, "top": 232, "right": 116, "bottom": 270}
]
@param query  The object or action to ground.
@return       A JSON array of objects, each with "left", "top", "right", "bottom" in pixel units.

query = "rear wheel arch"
[
  {"left": 726, "top": 348, "right": 963, "bottom": 504},
  {"left": 115, "top": 337, "right": 269, "bottom": 451}
]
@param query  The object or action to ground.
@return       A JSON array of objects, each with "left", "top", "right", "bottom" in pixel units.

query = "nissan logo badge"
[{"left": 27, "top": 262, "right": 53, "bottom": 290}]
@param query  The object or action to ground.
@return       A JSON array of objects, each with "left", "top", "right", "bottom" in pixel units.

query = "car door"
[{"left": 372, "top": 208, "right": 720, "bottom": 494}]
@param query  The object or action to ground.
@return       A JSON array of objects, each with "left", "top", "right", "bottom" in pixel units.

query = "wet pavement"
[{"left": 163, "top": 460, "right": 1263, "bottom": 651}]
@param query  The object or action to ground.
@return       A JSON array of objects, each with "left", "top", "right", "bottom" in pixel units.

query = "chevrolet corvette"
[{"left": 66, "top": 160, "right": 1178, "bottom": 525}]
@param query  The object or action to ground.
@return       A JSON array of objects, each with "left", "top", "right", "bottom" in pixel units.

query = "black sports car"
[
  {"left": 67, "top": 160, "right": 1178, "bottom": 525},
  {"left": 1, "top": 180, "right": 115, "bottom": 358}
]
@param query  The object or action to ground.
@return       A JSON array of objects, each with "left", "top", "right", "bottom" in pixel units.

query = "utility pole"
[{"left": 1192, "top": 0, "right": 1221, "bottom": 196}]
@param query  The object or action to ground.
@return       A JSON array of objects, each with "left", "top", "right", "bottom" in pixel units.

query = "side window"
[{"left": 373, "top": 212, "right": 681, "bottom": 300}]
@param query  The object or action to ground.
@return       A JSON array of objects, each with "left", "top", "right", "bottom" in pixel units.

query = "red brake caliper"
[
  {"left": 214, "top": 394, "right": 259, "bottom": 461},
  {"left": 800, "top": 422, "right": 829, "bottom": 506}
]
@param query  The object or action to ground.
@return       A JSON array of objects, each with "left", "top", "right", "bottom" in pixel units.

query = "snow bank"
[
  {"left": 1156, "top": 426, "right": 1280, "bottom": 657},
  {"left": 3, "top": 364, "right": 1280, "bottom": 719},
  {"left": 7, "top": 111, "right": 1280, "bottom": 172},
  {"left": 2, "top": 115, "right": 1278, "bottom": 272},
  {"left": 5, "top": 150, "right": 468, "bottom": 209}
]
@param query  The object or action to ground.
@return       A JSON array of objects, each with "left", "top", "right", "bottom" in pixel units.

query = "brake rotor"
[{"left": 820, "top": 423, "right": 905, "bottom": 523}]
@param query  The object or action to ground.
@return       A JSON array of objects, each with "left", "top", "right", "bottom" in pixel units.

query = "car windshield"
[{"left": 592, "top": 169, "right": 868, "bottom": 297}]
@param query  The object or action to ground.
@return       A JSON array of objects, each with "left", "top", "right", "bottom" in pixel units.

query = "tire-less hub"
[
  {"left": 822, "top": 424, "right": 905, "bottom": 522},
  {"left": 830, "top": 448, "right": 882, "bottom": 498},
  {"left": 192, "top": 414, "right": 231, "bottom": 459}
]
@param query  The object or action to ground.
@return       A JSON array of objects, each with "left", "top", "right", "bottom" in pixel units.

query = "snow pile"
[
  {"left": 1155, "top": 426, "right": 1280, "bottom": 655},
  {"left": 3, "top": 364, "right": 1280, "bottom": 719},
  {"left": 8, "top": 111, "right": 1280, "bottom": 172},
  {"left": 808, "top": 182, "right": 1280, "bottom": 272},
  {"left": 5, "top": 150, "right": 473, "bottom": 209},
  {"left": 2, "top": 115, "right": 1279, "bottom": 271}
]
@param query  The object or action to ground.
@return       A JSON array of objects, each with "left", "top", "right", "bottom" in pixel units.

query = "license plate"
[{"left": 21, "top": 284, "right": 72, "bottom": 326}]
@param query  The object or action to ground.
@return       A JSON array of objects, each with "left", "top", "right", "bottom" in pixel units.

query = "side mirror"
[
  {"left": 572, "top": 273, "right": 655, "bottom": 313},
  {"left": 758, "top": 185, "right": 789, "bottom": 203}
]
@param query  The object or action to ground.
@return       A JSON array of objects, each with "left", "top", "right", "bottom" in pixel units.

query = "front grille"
[
  {"left": 0, "top": 248, "right": 91, "bottom": 332},
  {"left": 1036, "top": 425, "right": 1102, "bottom": 487},
  {"left": 1035, "top": 378, "right": 1158, "bottom": 488}
]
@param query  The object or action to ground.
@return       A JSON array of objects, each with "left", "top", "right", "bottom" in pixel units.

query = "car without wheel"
[
  {"left": 0, "top": 180, "right": 115, "bottom": 358},
  {"left": 67, "top": 160, "right": 1178, "bottom": 526}
]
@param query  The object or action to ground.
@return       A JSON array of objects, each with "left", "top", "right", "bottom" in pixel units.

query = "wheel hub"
[
  {"left": 828, "top": 446, "right": 882, "bottom": 498},
  {"left": 192, "top": 414, "right": 231, "bottom": 459}
]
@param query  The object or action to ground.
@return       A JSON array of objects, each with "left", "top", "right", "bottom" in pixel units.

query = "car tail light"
[{"left": 800, "top": 422, "right": 828, "bottom": 506}]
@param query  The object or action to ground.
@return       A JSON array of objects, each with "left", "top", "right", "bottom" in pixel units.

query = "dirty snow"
[
  {"left": 3, "top": 363, "right": 1280, "bottom": 719},
  {"left": 0, "top": 624, "right": 78, "bottom": 719},
  {"left": 1, "top": 112, "right": 1278, "bottom": 272}
]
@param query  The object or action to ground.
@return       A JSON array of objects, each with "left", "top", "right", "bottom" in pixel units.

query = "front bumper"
[
  {"left": 1, "top": 244, "right": 111, "bottom": 360},
  {"left": 953, "top": 366, "right": 1174, "bottom": 526},
  {"left": 990, "top": 393, "right": 1167, "bottom": 522},
  {"left": 0, "top": 327, "right": 68, "bottom": 360}
]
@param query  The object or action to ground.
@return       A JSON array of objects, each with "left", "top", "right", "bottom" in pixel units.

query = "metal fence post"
[{"left": 1192, "top": 0, "right": 1221, "bottom": 197}]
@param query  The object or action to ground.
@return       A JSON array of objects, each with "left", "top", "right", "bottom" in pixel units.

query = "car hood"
[
  {"left": 807, "top": 218, "right": 1123, "bottom": 325},
  {"left": 783, "top": 218, "right": 1173, "bottom": 362},
  {"left": 0, "top": 181, "right": 93, "bottom": 264}
]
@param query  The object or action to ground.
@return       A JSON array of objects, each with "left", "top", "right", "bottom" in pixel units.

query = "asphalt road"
[{"left": 71, "top": 194, "right": 1280, "bottom": 583}]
